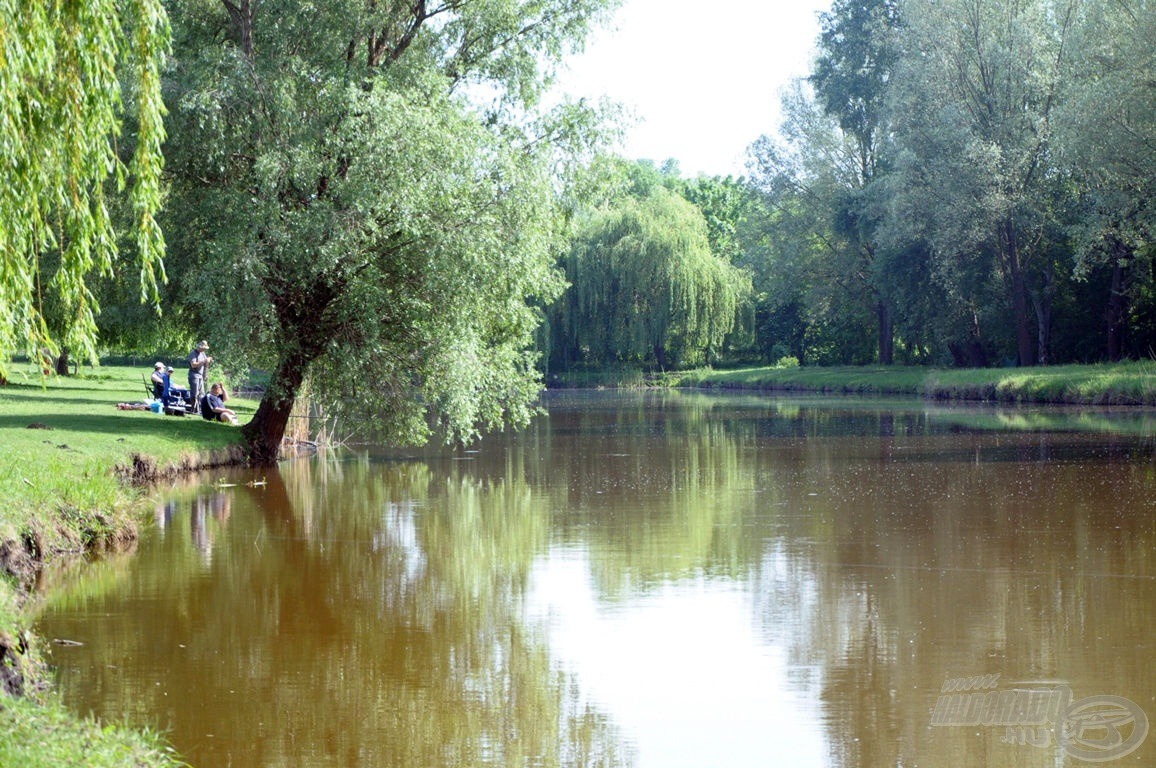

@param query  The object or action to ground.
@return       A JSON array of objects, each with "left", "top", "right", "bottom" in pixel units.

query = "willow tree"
[
  {"left": 162, "top": 0, "right": 618, "bottom": 463},
  {"left": 0, "top": 0, "right": 169, "bottom": 376},
  {"left": 557, "top": 187, "right": 751, "bottom": 369}
]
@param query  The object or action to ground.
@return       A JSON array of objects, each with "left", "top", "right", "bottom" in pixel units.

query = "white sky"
[{"left": 552, "top": 0, "right": 833, "bottom": 178}]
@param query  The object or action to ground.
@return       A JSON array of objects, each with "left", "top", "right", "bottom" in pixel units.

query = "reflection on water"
[{"left": 35, "top": 391, "right": 1156, "bottom": 767}]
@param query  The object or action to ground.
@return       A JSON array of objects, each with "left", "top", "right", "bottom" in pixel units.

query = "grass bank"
[
  {"left": 674, "top": 361, "right": 1156, "bottom": 405},
  {"left": 0, "top": 362, "right": 256, "bottom": 768}
]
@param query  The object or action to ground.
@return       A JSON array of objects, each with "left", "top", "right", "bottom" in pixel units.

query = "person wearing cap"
[
  {"left": 188, "top": 340, "right": 214, "bottom": 405},
  {"left": 150, "top": 362, "right": 166, "bottom": 399},
  {"left": 164, "top": 366, "right": 194, "bottom": 406}
]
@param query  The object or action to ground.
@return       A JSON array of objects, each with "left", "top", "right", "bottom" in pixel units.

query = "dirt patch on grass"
[
  {"left": 0, "top": 630, "right": 30, "bottom": 696},
  {"left": 0, "top": 538, "right": 36, "bottom": 593}
]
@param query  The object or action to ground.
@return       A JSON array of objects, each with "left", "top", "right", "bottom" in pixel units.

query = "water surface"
[{"left": 36, "top": 391, "right": 1156, "bottom": 766}]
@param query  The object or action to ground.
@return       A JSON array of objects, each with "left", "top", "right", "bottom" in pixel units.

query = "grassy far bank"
[
  {"left": 0, "top": 362, "right": 256, "bottom": 768},
  {"left": 673, "top": 360, "right": 1156, "bottom": 405}
]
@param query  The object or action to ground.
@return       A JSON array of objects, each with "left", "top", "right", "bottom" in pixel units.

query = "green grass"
[
  {"left": 0, "top": 364, "right": 252, "bottom": 544},
  {"left": 675, "top": 360, "right": 1156, "bottom": 405},
  {"left": 0, "top": 693, "right": 188, "bottom": 768},
  {"left": 0, "top": 361, "right": 256, "bottom": 768}
]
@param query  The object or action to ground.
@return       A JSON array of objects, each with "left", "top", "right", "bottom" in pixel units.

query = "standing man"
[{"left": 188, "top": 340, "right": 213, "bottom": 405}]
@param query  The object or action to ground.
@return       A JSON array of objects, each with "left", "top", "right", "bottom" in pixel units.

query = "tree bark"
[
  {"left": 653, "top": 343, "right": 668, "bottom": 371},
  {"left": 1106, "top": 239, "right": 1131, "bottom": 362},
  {"left": 54, "top": 348, "right": 70, "bottom": 376},
  {"left": 222, "top": 0, "right": 254, "bottom": 59},
  {"left": 1006, "top": 226, "right": 1035, "bottom": 366},
  {"left": 876, "top": 300, "right": 893, "bottom": 365},
  {"left": 242, "top": 267, "right": 342, "bottom": 464},
  {"left": 241, "top": 348, "right": 315, "bottom": 466},
  {"left": 1032, "top": 261, "right": 1054, "bottom": 367}
]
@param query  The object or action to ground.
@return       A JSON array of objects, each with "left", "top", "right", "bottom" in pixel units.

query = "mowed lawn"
[{"left": 0, "top": 363, "right": 254, "bottom": 539}]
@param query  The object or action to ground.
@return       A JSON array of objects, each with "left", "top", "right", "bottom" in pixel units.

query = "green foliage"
[
  {"left": 810, "top": 0, "right": 899, "bottom": 177},
  {"left": 747, "top": 101, "right": 881, "bottom": 367},
  {"left": 883, "top": 0, "right": 1070, "bottom": 365},
  {"left": 554, "top": 185, "right": 751, "bottom": 369},
  {"left": 0, "top": 692, "right": 187, "bottom": 768},
  {"left": 680, "top": 175, "right": 756, "bottom": 267},
  {"left": 0, "top": 0, "right": 169, "bottom": 377},
  {"left": 740, "top": 0, "right": 1156, "bottom": 368}
]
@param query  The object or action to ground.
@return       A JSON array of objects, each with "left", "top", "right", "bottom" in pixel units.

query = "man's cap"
[
  {"left": 197, "top": 340, "right": 210, "bottom": 349},
  {"left": 154, "top": 362, "right": 164, "bottom": 369}
]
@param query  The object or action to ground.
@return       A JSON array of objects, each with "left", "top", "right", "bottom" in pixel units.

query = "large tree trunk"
[
  {"left": 241, "top": 349, "right": 313, "bottom": 466},
  {"left": 242, "top": 270, "right": 341, "bottom": 464},
  {"left": 653, "top": 343, "right": 668, "bottom": 371},
  {"left": 54, "top": 347, "right": 70, "bottom": 376},
  {"left": 223, "top": 0, "right": 254, "bottom": 59},
  {"left": 241, "top": 356, "right": 305, "bottom": 464},
  {"left": 1006, "top": 227, "right": 1035, "bottom": 366},
  {"left": 1106, "top": 239, "right": 1131, "bottom": 362},
  {"left": 1031, "top": 261, "right": 1054, "bottom": 367},
  {"left": 876, "top": 300, "right": 894, "bottom": 365}
]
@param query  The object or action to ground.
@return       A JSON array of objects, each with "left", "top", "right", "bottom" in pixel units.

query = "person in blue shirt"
[
  {"left": 164, "top": 366, "right": 194, "bottom": 408},
  {"left": 200, "top": 382, "right": 237, "bottom": 424}
]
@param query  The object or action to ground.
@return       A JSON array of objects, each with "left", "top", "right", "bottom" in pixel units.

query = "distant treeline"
[{"left": 544, "top": 0, "right": 1155, "bottom": 373}]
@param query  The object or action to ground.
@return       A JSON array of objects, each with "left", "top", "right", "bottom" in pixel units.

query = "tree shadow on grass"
[
  {"left": 0, "top": 412, "right": 238, "bottom": 443},
  {"left": 1, "top": 394, "right": 146, "bottom": 408}
]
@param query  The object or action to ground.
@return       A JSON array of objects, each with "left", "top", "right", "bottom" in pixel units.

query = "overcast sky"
[{"left": 552, "top": 0, "right": 833, "bottom": 178}]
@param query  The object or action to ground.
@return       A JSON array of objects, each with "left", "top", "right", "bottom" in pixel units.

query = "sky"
[{"left": 551, "top": 0, "right": 834, "bottom": 178}]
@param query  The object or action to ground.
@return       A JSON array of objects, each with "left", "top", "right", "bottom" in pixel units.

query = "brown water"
[{"left": 35, "top": 391, "right": 1156, "bottom": 767}]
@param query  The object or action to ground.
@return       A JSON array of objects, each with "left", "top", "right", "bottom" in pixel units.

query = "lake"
[{"left": 35, "top": 390, "right": 1156, "bottom": 766}]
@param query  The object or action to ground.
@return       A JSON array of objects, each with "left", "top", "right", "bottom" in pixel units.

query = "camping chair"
[
  {"left": 159, "top": 373, "right": 198, "bottom": 416},
  {"left": 143, "top": 373, "right": 163, "bottom": 400}
]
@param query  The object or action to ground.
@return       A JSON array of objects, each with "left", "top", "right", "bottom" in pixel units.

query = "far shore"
[{"left": 667, "top": 361, "right": 1156, "bottom": 406}]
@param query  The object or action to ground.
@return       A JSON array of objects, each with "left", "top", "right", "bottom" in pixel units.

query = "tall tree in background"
[
  {"left": 162, "top": 0, "right": 618, "bottom": 463},
  {"left": 745, "top": 0, "right": 901, "bottom": 368},
  {"left": 809, "top": 0, "right": 901, "bottom": 363},
  {"left": 0, "top": 0, "right": 169, "bottom": 377},
  {"left": 885, "top": 0, "right": 1077, "bottom": 365},
  {"left": 1055, "top": 0, "right": 1156, "bottom": 360},
  {"left": 746, "top": 83, "right": 881, "bottom": 366},
  {"left": 680, "top": 174, "right": 762, "bottom": 356}
]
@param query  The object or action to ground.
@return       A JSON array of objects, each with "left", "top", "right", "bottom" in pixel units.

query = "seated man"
[
  {"left": 163, "top": 366, "right": 193, "bottom": 406},
  {"left": 150, "top": 362, "right": 167, "bottom": 399},
  {"left": 200, "top": 382, "right": 238, "bottom": 424}
]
